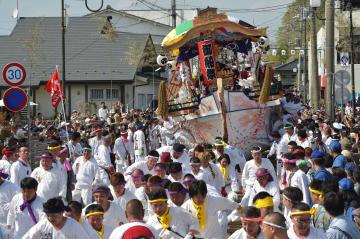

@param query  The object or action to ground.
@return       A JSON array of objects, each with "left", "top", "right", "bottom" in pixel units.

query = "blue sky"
[{"left": 0, "top": 0, "right": 294, "bottom": 40}]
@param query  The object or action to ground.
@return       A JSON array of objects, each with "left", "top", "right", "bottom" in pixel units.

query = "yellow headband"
[
  {"left": 85, "top": 212, "right": 104, "bottom": 218},
  {"left": 149, "top": 198, "right": 168, "bottom": 204},
  {"left": 48, "top": 145, "right": 61, "bottom": 151},
  {"left": 253, "top": 197, "right": 274, "bottom": 209},
  {"left": 309, "top": 187, "right": 322, "bottom": 196},
  {"left": 290, "top": 208, "right": 317, "bottom": 217}
]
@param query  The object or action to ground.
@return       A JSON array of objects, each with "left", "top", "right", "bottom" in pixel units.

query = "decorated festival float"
[{"left": 156, "top": 8, "right": 283, "bottom": 152}]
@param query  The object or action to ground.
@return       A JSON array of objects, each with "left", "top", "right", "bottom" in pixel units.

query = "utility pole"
[
  {"left": 61, "top": 0, "right": 66, "bottom": 114},
  {"left": 325, "top": 0, "right": 335, "bottom": 119},
  {"left": 349, "top": 3, "right": 356, "bottom": 114},
  {"left": 171, "top": 0, "right": 176, "bottom": 27},
  {"left": 310, "top": 7, "right": 320, "bottom": 109},
  {"left": 303, "top": 1, "right": 308, "bottom": 103}
]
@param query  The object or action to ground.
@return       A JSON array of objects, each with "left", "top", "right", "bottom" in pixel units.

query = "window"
[
  {"left": 106, "top": 89, "right": 119, "bottom": 99},
  {"left": 90, "top": 89, "right": 103, "bottom": 100}
]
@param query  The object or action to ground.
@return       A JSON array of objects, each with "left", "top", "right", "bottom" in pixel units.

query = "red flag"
[{"left": 45, "top": 68, "right": 63, "bottom": 108}]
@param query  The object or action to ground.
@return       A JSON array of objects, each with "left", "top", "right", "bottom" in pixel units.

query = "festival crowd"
[{"left": 1, "top": 94, "right": 360, "bottom": 239}]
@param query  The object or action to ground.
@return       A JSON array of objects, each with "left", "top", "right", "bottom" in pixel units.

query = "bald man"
[
  {"left": 241, "top": 167, "right": 280, "bottom": 210},
  {"left": 109, "top": 199, "right": 159, "bottom": 239},
  {"left": 261, "top": 212, "right": 289, "bottom": 239}
]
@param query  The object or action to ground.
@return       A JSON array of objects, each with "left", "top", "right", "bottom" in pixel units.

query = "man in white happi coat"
[
  {"left": 72, "top": 146, "right": 99, "bottom": 205},
  {"left": 88, "top": 127, "right": 104, "bottom": 157},
  {"left": 168, "top": 162, "right": 184, "bottom": 183},
  {"left": 241, "top": 146, "right": 276, "bottom": 193},
  {"left": 167, "top": 182, "right": 189, "bottom": 208},
  {"left": 160, "top": 117, "right": 178, "bottom": 147},
  {"left": 213, "top": 138, "right": 246, "bottom": 173},
  {"left": 278, "top": 123, "right": 298, "bottom": 156},
  {"left": 287, "top": 203, "right": 327, "bottom": 239},
  {"left": 241, "top": 168, "right": 280, "bottom": 211},
  {"left": 147, "top": 188, "right": 200, "bottom": 239},
  {"left": 182, "top": 180, "right": 240, "bottom": 239},
  {"left": 125, "top": 150, "right": 159, "bottom": 178},
  {"left": 47, "top": 142, "right": 74, "bottom": 203},
  {"left": 199, "top": 152, "right": 225, "bottom": 194},
  {"left": 228, "top": 206, "right": 264, "bottom": 239},
  {"left": 189, "top": 157, "right": 212, "bottom": 182},
  {"left": 64, "top": 200, "right": 99, "bottom": 238},
  {"left": 0, "top": 172, "right": 19, "bottom": 226},
  {"left": 65, "top": 131, "right": 83, "bottom": 161},
  {"left": 148, "top": 120, "right": 162, "bottom": 151},
  {"left": 296, "top": 130, "right": 313, "bottom": 150},
  {"left": 125, "top": 169, "right": 145, "bottom": 195},
  {"left": 84, "top": 203, "right": 114, "bottom": 239},
  {"left": 109, "top": 172, "right": 136, "bottom": 210},
  {"left": 10, "top": 147, "right": 32, "bottom": 187},
  {"left": 283, "top": 155, "right": 311, "bottom": 206},
  {"left": 94, "top": 135, "right": 114, "bottom": 186},
  {"left": 133, "top": 124, "right": 147, "bottom": 162},
  {"left": 98, "top": 102, "right": 109, "bottom": 121},
  {"left": 23, "top": 197, "right": 90, "bottom": 239},
  {"left": 113, "top": 130, "right": 134, "bottom": 173},
  {"left": 83, "top": 186, "right": 126, "bottom": 229},
  {"left": 0, "top": 147, "right": 17, "bottom": 178},
  {"left": 171, "top": 143, "right": 190, "bottom": 172},
  {"left": 31, "top": 153, "right": 67, "bottom": 202},
  {"left": 7, "top": 177, "right": 45, "bottom": 239}
]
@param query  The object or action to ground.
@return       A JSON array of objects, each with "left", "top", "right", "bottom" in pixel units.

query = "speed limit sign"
[{"left": 2, "top": 62, "right": 26, "bottom": 86}]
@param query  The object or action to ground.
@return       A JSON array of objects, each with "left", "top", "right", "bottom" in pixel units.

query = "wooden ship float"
[{"left": 156, "top": 8, "right": 283, "bottom": 152}]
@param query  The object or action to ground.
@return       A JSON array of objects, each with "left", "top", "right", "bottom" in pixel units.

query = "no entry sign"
[
  {"left": 3, "top": 87, "right": 28, "bottom": 112},
  {"left": 2, "top": 62, "right": 26, "bottom": 86}
]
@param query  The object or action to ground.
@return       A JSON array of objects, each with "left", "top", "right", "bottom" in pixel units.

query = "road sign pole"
[
  {"left": 27, "top": 86, "right": 31, "bottom": 158},
  {"left": 341, "top": 71, "right": 344, "bottom": 119}
]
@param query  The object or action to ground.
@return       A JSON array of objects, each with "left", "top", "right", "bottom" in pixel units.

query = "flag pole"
[{"left": 56, "top": 65, "right": 69, "bottom": 143}]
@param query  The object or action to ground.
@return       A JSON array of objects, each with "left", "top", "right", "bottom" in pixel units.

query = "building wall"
[
  {"left": 69, "top": 84, "right": 86, "bottom": 112},
  {"left": 35, "top": 87, "right": 56, "bottom": 119},
  {"left": 134, "top": 82, "right": 159, "bottom": 110}
]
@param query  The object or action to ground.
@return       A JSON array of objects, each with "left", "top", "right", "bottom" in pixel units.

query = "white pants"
[{"left": 72, "top": 185, "right": 92, "bottom": 205}]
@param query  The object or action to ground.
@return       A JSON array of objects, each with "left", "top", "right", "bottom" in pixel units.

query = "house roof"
[
  {"left": 0, "top": 16, "right": 153, "bottom": 87},
  {"left": 86, "top": 5, "right": 172, "bottom": 29}
]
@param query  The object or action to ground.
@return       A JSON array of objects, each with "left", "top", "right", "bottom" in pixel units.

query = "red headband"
[
  {"left": 282, "top": 157, "right": 297, "bottom": 164},
  {"left": 241, "top": 217, "right": 263, "bottom": 223},
  {"left": 2, "top": 148, "right": 15, "bottom": 157}
]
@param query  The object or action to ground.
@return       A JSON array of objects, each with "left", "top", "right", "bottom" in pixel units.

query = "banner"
[
  {"left": 197, "top": 40, "right": 217, "bottom": 85},
  {"left": 45, "top": 68, "right": 63, "bottom": 108}
]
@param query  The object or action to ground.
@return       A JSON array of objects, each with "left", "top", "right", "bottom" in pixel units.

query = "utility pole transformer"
[
  {"left": 310, "top": 7, "right": 320, "bottom": 109},
  {"left": 325, "top": 0, "right": 335, "bottom": 119}
]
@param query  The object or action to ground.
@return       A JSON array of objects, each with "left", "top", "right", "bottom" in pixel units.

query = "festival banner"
[
  {"left": 45, "top": 68, "right": 63, "bottom": 108},
  {"left": 197, "top": 40, "right": 217, "bottom": 85}
]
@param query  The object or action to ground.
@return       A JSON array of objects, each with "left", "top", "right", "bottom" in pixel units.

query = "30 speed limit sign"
[{"left": 2, "top": 62, "right": 26, "bottom": 86}]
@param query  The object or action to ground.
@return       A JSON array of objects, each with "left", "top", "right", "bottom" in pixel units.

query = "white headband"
[{"left": 263, "top": 221, "right": 287, "bottom": 230}]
